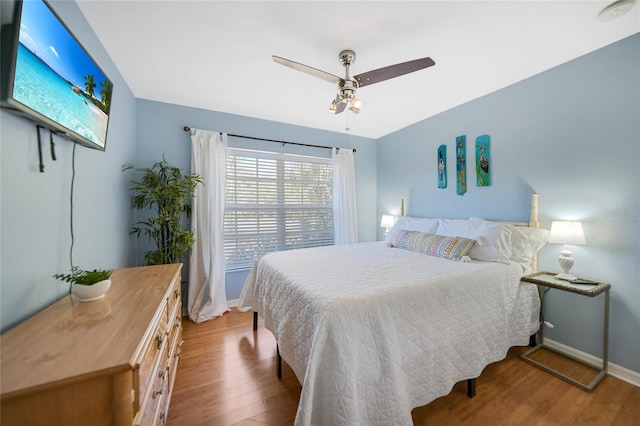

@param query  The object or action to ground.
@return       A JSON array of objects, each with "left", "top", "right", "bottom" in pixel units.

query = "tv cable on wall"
[
  {"left": 35, "top": 125, "right": 58, "bottom": 172},
  {"left": 68, "top": 141, "right": 77, "bottom": 278}
]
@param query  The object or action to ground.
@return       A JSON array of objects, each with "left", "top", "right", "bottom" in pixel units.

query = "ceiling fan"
[{"left": 272, "top": 50, "right": 435, "bottom": 115}]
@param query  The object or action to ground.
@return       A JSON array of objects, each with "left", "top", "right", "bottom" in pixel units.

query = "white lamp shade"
[
  {"left": 548, "top": 221, "right": 586, "bottom": 246},
  {"left": 380, "top": 215, "right": 395, "bottom": 229}
]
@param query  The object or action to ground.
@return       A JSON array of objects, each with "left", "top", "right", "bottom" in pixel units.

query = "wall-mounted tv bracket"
[
  {"left": 35, "top": 125, "right": 58, "bottom": 173},
  {"left": 50, "top": 130, "right": 57, "bottom": 161},
  {"left": 36, "top": 125, "right": 45, "bottom": 172}
]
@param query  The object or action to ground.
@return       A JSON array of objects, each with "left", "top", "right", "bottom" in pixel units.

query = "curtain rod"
[{"left": 183, "top": 126, "right": 355, "bottom": 153}]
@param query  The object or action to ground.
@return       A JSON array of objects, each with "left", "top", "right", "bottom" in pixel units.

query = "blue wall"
[
  {"left": 134, "top": 99, "right": 378, "bottom": 300},
  {"left": 0, "top": 0, "right": 137, "bottom": 332},
  {"left": 377, "top": 34, "right": 640, "bottom": 373}
]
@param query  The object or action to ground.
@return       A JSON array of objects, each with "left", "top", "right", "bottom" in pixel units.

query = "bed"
[{"left": 237, "top": 194, "right": 548, "bottom": 426}]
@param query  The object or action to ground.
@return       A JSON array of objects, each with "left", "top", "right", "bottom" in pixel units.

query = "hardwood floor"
[{"left": 167, "top": 308, "right": 639, "bottom": 425}]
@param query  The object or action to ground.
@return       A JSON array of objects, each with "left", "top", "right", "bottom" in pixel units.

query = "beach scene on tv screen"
[{"left": 13, "top": 0, "right": 112, "bottom": 148}]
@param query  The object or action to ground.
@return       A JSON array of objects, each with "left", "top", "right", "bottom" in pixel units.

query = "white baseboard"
[{"left": 544, "top": 338, "right": 640, "bottom": 388}]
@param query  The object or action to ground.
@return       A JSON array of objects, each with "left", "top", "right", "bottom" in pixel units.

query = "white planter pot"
[{"left": 72, "top": 279, "right": 111, "bottom": 302}]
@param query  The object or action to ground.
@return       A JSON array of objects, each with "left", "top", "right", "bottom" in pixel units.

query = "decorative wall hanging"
[
  {"left": 437, "top": 144, "right": 447, "bottom": 188},
  {"left": 475, "top": 134, "right": 491, "bottom": 187},
  {"left": 456, "top": 135, "right": 466, "bottom": 196}
]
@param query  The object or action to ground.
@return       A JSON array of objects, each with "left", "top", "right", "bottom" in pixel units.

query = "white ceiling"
[{"left": 77, "top": 0, "right": 640, "bottom": 139}]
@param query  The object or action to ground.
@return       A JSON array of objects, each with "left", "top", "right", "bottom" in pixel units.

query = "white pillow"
[
  {"left": 467, "top": 218, "right": 513, "bottom": 264},
  {"left": 385, "top": 216, "right": 439, "bottom": 244},
  {"left": 509, "top": 225, "right": 534, "bottom": 273},
  {"left": 509, "top": 225, "right": 550, "bottom": 274},
  {"left": 435, "top": 218, "right": 469, "bottom": 237},
  {"left": 518, "top": 227, "right": 550, "bottom": 255},
  {"left": 438, "top": 217, "right": 513, "bottom": 264},
  {"left": 508, "top": 225, "right": 533, "bottom": 264}
]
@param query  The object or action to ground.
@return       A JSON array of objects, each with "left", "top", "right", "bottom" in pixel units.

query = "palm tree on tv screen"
[
  {"left": 99, "top": 80, "right": 112, "bottom": 112},
  {"left": 84, "top": 74, "right": 96, "bottom": 100}
]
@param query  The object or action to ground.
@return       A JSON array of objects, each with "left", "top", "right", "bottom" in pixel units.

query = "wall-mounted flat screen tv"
[{"left": 1, "top": 0, "right": 113, "bottom": 151}]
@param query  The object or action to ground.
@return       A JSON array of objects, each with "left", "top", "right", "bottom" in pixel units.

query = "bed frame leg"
[
  {"left": 276, "top": 345, "right": 282, "bottom": 379},
  {"left": 253, "top": 311, "right": 258, "bottom": 331},
  {"left": 467, "top": 379, "right": 476, "bottom": 398}
]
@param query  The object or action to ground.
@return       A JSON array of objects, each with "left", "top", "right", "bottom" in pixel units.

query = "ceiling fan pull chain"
[{"left": 345, "top": 109, "right": 350, "bottom": 131}]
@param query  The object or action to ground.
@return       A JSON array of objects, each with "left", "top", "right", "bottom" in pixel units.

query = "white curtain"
[
  {"left": 188, "top": 129, "right": 229, "bottom": 323},
  {"left": 332, "top": 147, "right": 358, "bottom": 244}
]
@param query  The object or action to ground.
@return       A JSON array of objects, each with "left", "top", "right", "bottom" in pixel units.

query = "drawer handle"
[
  {"left": 153, "top": 388, "right": 163, "bottom": 399},
  {"left": 175, "top": 340, "right": 185, "bottom": 358},
  {"left": 174, "top": 289, "right": 179, "bottom": 299},
  {"left": 158, "top": 369, "right": 165, "bottom": 379},
  {"left": 160, "top": 412, "right": 167, "bottom": 425},
  {"left": 174, "top": 316, "right": 181, "bottom": 328},
  {"left": 156, "top": 333, "right": 164, "bottom": 349}
]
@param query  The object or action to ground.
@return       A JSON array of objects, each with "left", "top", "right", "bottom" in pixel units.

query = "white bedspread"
[{"left": 237, "top": 242, "right": 540, "bottom": 426}]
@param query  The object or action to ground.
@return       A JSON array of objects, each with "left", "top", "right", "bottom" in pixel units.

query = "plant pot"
[{"left": 72, "top": 279, "right": 111, "bottom": 302}]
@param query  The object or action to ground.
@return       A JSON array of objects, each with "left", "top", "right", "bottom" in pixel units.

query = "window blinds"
[{"left": 224, "top": 148, "right": 334, "bottom": 270}]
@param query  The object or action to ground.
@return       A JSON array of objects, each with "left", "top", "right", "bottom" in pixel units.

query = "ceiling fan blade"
[
  {"left": 272, "top": 55, "right": 343, "bottom": 85},
  {"left": 354, "top": 57, "right": 435, "bottom": 88}
]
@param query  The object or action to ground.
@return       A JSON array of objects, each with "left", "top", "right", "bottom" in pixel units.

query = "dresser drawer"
[
  {"left": 139, "top": 365, "right": 169, "bottom": 426},
  {"left": 135, "top": 301, "right": 169, "bottom": 416},
  {"left": 167, "top": 322, "right": 183, "bottom": 385},
  {"left": 167, "top": 293, "right": 181, "bottom": 337},
  {"left": 166, "top": 277, "right": 181, "bottom": 324}
]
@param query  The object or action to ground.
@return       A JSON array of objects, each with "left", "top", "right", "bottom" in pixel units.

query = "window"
[{"left": 224, "top": 148, "right": 334, "bottom": 270}]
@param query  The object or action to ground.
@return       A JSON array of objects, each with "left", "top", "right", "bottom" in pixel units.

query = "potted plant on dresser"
[
  {"left": 54, "top": 267, "right": 112, "bottom": 302},
  {"left": 122, "top": 157, "right": 203, "bottom": 265}
]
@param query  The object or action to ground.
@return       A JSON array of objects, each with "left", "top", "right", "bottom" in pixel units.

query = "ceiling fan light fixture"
[
  {"left": 330, "top": 96, "right": 347, "bottom": 114},
  {"left": 349, "top": 98, "right": 361, "bottom": 114}
]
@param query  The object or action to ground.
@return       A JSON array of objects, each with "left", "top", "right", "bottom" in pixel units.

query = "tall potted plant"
[{"left": 123, "top": 157, "right": 203, "bottom": 265}]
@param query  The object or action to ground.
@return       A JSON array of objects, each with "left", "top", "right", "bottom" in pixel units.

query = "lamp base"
[
  {"left": 557, "top": 247, "right": 576, "bottom": 281},
  {"left": 555, "top": 272, "right": 577, "bottom": 281}
]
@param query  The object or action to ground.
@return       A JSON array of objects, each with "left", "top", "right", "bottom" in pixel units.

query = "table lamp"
[
  {"left": 380, "top": 215, "right": 395, "bottom": 235},
  {"left": 548, "top": 221, "right": 586, "bottom": 281}
]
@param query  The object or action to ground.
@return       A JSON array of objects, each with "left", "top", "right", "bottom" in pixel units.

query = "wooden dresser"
[{"left": 0, "top": 264, "right": 184, "bottom": 426}]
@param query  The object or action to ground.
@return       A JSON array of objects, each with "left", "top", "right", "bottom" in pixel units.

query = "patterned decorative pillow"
[{"left": 390, "top": 230, "right": 476, "bottom": 261}]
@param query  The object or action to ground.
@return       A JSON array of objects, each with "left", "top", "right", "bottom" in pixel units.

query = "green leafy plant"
[
  {"left": 53, "top": 267, "right": 112, "bottom": 286},
  {"left": 122, "top": 157, "right": 203, "bottom": 265}
]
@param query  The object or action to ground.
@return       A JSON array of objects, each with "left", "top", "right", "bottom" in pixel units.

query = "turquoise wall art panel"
[
  {"left": 437, "top": 144, "right": 447, "bottom": 188},
  {"left": 475, "top": 134, "right": 490, "bottom": 187},
  {"left": 456, "top": 135, "right": 466, "bottom": 196}
]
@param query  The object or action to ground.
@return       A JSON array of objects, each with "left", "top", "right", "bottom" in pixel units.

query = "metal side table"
[{"left": 520, "top": 271, "right": 610, "bottom": 392}]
